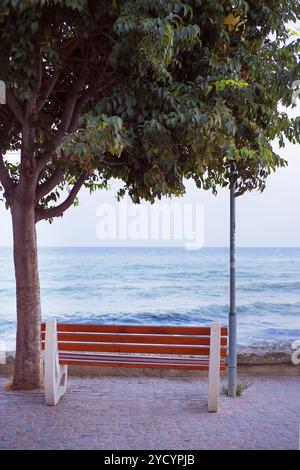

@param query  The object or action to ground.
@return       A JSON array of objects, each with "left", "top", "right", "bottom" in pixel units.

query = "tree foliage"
[{"left": 0, "top": 0, "right": 299, "bottom": 220}]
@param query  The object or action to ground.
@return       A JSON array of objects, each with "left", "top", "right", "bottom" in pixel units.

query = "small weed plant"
[{"left": 222, "top": 381, "right": 253, "bottom": 397}]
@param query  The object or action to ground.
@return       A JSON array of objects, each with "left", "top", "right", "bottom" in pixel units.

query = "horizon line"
[{"left": 1, "top": 245, "right": 300, "bottom": 249}]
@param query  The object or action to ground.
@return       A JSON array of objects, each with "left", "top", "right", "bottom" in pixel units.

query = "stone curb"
[{"left": 1, "top": 351, "right": 299, "bottom": 377}]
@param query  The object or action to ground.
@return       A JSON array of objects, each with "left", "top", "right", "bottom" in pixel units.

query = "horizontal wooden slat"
[
  {"left": 41, "top": 341, "right": 227, "bottom": 356},
  {"left": 54, "top": 341, "right": 227, "bottom": 356},
  {"left": 60, "top": 360, "right": 213, "bottom": 370},
  {"left": 40, "top": 331, "right": 228, "bottom": 346},
  {"left": 41, "top": 323, "right": 228, "bottom": 336},
  {"left": 58, "top": 353, "right": 226, "bottom": 370},
  {"left": 59, "top": 353, "right": 226, "bottom": 365}
]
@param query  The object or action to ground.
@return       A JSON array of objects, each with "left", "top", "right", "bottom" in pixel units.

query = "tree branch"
[
  {"left": 6, "top": 89, "right": 25, "bottom": 124},
  {"left": 35, "top": 172, "right": 87, "bottom": 222},
  {"left": 36, "top": 69, "right": 60, "bottom": 113},
  {"left": 35, "top": 51, "right": 43, "bottom": 95},
  {"left": 67, "top": 89, "right": 94, "bottom": 133},
  {"left": 37, "top": 37, "right": 84, "bottom": 113},
  {"left": 21, "top": 87, "right": 37, "bottom": 171},
  {"left": 37, "top": 77, "right": 86, "bottom": 172},
  {"left": 101, "top": 157, "right": 129, "bottom": 167},
  {"left": 35, "top": 162, "right": 67, "bottom": 203}
]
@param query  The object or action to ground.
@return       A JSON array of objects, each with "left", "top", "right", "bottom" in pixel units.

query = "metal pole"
[{"left": 228, "top": 164, "right": 237, "bottom": 397}]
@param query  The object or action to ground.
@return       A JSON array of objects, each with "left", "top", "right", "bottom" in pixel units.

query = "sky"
[{"left": 0, "top": 85, "right": 299, "bottom": 250}]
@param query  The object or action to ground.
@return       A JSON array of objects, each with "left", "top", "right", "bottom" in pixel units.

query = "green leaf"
[{"left": 31, "top": 21, "right": 39, "bottom": 34}]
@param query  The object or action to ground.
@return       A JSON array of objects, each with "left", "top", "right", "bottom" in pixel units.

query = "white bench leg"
[
  {"left": 44, "top": 318, "right": 68, "bottom": 406},
  {"left": 207, "top": 323, "right": 221, "bottom": 412}
]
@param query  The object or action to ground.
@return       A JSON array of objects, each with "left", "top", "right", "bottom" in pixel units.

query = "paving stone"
[{"left": 0, "top": 375, "right": 299, "bottom": 450}]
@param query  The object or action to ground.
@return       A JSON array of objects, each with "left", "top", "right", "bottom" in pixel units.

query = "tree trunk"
[{"left": 11, "top": 199, "right": 42, "bottom": 389}]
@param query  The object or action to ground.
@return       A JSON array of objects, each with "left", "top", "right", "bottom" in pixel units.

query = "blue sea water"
[{"left": 0, "top": 247, "right": 300, "bottom": 350}]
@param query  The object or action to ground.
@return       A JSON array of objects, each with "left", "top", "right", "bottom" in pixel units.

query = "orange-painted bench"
[{"left": 41, "top": 319, "right": 228, "bottom": 411}]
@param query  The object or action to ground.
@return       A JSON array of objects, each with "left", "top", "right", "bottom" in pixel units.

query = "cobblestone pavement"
[{"left": 0, "top": 375, "right": 299, "bottom": 450}]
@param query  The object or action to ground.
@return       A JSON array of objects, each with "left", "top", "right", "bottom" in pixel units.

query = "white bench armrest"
[{"left": 44, "top": 318, "right": 68, "bottom": 406}]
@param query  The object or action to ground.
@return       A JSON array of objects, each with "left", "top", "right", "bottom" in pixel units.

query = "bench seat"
[{"left": 58, "top": 353, "right": 226, "bottom": 370}]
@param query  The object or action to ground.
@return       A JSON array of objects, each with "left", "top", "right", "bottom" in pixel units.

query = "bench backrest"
[{"left": 41, "top": 323, "right": 228, "bottom": 357}]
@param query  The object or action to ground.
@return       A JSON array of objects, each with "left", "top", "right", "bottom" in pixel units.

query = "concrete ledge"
[
  {"left": 1, "top": 353, "right": 299, "bottom": 378},
  {"left": 65, "top": 362, "right": 300, "bottom": 377},
  {"left": 0, "top": 354, "right": 14, "bottom": 377},
  {"left": 237, "top": 363, "right": 300, "bottom": 376}
]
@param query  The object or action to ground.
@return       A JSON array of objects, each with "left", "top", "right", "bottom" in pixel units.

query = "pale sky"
[{"left": 0, "top": 101, "right": 299, "bottom": 249}]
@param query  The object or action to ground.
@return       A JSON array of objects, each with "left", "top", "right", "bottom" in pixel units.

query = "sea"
[{"left": 0, "top": 247, "right": 299, "bottom": 351}]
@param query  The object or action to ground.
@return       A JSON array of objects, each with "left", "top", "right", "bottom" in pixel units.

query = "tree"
[{"left": 0, "top": 0, "right": 299, "bottom": 389}]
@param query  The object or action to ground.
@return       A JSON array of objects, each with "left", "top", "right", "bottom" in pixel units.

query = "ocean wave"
[{"left": 239, "top": 280, "right": 300, "bottom": 292}]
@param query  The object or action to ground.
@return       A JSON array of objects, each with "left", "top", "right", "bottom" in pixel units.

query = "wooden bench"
[{"left": 41, "top": 319, "right": 228, "bottom": 411}]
